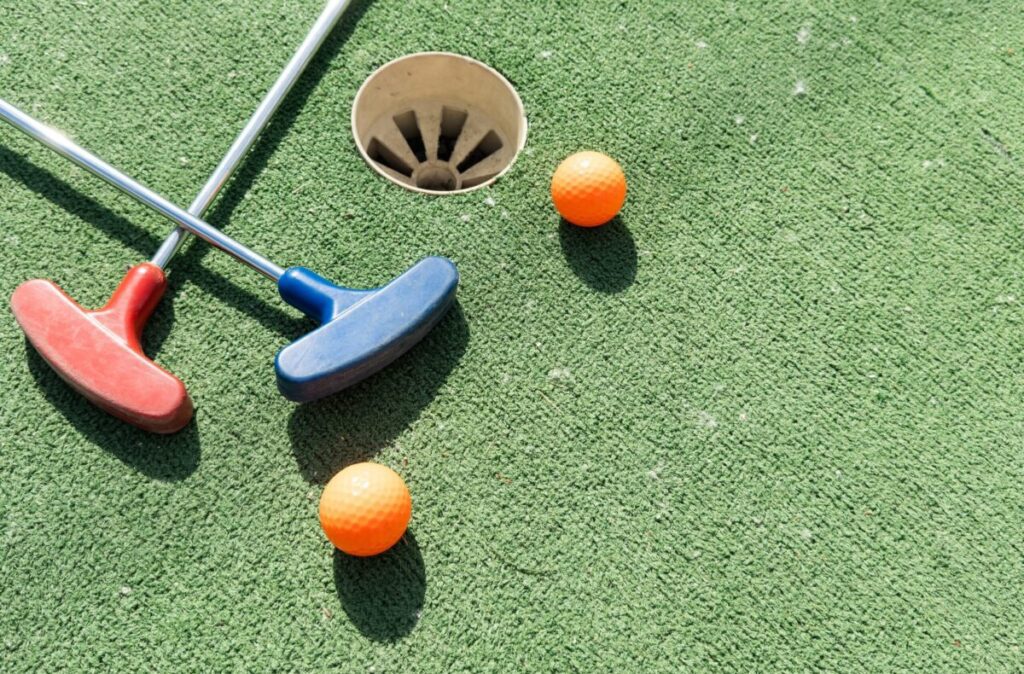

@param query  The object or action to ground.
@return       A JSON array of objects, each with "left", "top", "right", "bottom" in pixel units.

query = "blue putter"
[{"left": 275, "top": 256, "right": 459, "bottom": 402}]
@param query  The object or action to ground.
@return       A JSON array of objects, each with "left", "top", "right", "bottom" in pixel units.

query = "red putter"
[
  {"left": 4, "top": 0, "right": 355, "bottom": 433},
  {"left": 11, "top": 264, "right": 190, "bottom": 433}
]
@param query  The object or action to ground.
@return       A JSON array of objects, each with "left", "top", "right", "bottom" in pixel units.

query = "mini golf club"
[
  {"left": 0, "top": 99, "right": 458, "bottom": 415},
  {"left": 2, "top": 0, "right": 357, "bottom": 433}
]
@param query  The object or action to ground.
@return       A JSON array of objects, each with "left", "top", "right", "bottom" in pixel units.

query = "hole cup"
[{"left": 352, "top": 53, "right": 527, "bottom": 195}]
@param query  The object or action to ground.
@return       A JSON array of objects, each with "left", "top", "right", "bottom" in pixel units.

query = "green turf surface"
[{"left": 3, "top": 0, "right": 1024, "bottom": 670}]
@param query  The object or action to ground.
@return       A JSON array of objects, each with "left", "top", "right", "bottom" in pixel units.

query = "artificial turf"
[{"left": 2, "top": 0, "right": 1024, "bottom": 670}]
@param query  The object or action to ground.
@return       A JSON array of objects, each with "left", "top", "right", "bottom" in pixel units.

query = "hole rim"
[{"left": 351, "top": 52, "right": 528, "bottom": 196}]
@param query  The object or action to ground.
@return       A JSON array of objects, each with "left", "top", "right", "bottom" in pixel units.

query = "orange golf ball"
[
  {"left": 551, "top": 151, "right": 627, "bottom": 227},
  {"left": 319, "top": 463, "right": 411, "bottom": 557}
]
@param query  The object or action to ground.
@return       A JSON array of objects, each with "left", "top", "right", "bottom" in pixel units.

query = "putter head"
[
  {"left": 10, "top": 263, "right": 193, "bottom": 433},
  {"left": 275, "top": 256, "right": 459, "bottom": 402}
]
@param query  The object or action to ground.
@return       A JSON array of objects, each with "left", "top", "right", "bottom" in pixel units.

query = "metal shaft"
[
  {"left": 150, "top": 0, "right": 353, "bottom": 269},
  {"left": 0, "top": 98, "right": 285, "bottom": 280}
]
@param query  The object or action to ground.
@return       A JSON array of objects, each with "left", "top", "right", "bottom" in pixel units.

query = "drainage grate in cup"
[{"left": 352, "top": 53, "right": 527, "bottom": 195}]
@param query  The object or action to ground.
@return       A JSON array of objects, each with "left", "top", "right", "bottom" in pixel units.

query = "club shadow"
[
  {"left": 288, "top": 301, "right": 468, "bottom": 484},
  {"left": 0, "top": 0, "right": 375, "bottom": 351},
  {"left": 22, "top": 344, "right": 200, "bottom": 481},
  {"left": 333, "top": 531, "right": 426, "bottom": 642},
  {"left": 166, "top": 0, "right": 375, "bottom": 293},
  {"left": 558, "top": 216, "right": 637, "bottom": 293},
  {"left": 0, "top": 146, "right": 308, "bottom": 356}
]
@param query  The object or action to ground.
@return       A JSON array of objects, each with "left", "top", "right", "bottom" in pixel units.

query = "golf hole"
[{"left": 352, "top": 52, "right": 527, "bottom": 195}]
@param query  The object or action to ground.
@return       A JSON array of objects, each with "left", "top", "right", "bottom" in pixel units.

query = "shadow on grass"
[
  {"left": 24, "top": 345, "right": 200, "bottom": 481},
  {"left": 0, "top": 0, "right": 374, "bottom": 351},
  {"left": 0, "top": 0, "right": 396, "bottom": 478},
  {"left": 288, "top": 302, "right": 469, "bottom": 483},
  {"left": 558, "top": 216, "right": 637, "bottom": 293},
  {"left": 163, "top": 0, "right": 375, "bottom": 303},
  {"left": 333, "top": 532, "right": 426, "bottom": 642}
]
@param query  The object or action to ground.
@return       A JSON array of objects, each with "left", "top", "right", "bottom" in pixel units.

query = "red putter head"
[{"left": 10, "top": 263, "right": 193, "bottom": 433}]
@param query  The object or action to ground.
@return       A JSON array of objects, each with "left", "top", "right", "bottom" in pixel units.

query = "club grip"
[{"left": 99, "top": 263, "right": 168, "bottom": 348}]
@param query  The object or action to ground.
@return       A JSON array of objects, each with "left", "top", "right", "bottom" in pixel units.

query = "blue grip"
[{"left": 278, "top": 267, "right": 370, "bottom": 324}]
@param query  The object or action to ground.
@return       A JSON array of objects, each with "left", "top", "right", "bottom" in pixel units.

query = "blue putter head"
[{"left": 275, "top": 256, "right": 458, "bottom": 402}]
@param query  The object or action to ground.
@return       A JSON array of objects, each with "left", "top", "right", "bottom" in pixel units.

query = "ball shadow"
[
  {"left": 333, "top": 532, "right": 426, "bottom": 642},
  {"left": 558, "top": 216, "right": 637, "bottom": 293},
  {"left": 288, "top": 302, "right": 469, "bottom": 483},
  {"left": 23, "top": 344, "right": 200, "bottom": 481}
]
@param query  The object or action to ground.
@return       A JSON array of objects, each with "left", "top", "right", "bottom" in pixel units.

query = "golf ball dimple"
[
  {"left": 551, "top": 151, "right": 627, "bottom": 227},
  {"left": 319, "top": 463, "right": 411, "bottom": 557}
]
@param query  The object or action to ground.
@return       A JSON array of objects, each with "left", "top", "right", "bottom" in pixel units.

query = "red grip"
[{"left": 94, "top": 263, "right": 167, "bottom": 352}]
